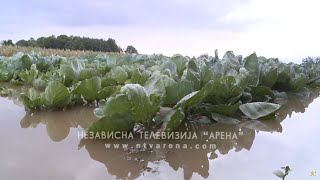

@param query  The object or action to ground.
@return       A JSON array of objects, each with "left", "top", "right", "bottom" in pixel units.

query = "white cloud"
[
  {"left": 1, "top": 0, "right": 319, "bottom": 62},
  {"left": 220, "top": 0, "right": 320, "bottom": 62}
]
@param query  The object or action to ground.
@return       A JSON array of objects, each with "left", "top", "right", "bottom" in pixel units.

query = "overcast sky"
[{"left": 1, "top": 0, "right": 320, "bottom": 62}]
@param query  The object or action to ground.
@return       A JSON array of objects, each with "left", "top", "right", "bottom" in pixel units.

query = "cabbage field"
[{"left": 1, "top": 51, "right": 320, "bottom": 134}]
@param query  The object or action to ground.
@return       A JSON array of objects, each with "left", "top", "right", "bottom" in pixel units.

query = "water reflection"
[
  {"left": 0, "top": 83, "right": 25, "bottom": 107},
  {"left": 77, "top": 88, "right": 320, "bottom": 180},
  {"left": 20, "top": 107, "right": 96, "bottom": 142},
  {"left": 77, "top": 123, "right": 253, "bottom": 179},
  {"left": 5, "top": 85, "right": 320, "bottom": 180},
  {"left": 277, "top": 89, "right": 320, "bottom": 121}
]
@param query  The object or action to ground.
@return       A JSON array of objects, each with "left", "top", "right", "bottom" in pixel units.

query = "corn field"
[{"left": 0, "top": 45, "right": 106, "bottom": 57}]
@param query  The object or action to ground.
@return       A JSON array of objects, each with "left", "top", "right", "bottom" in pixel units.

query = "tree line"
[
  {"left": 1, "top": 35, "right": 138, "bottom": 54},
  {"left": 302, "top": 56, "right": 320, "bottom": 64}
]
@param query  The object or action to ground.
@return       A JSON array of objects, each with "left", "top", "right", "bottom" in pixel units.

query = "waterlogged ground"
[{"left": 0, "top": 90, "right": 320, "bottom": 180}]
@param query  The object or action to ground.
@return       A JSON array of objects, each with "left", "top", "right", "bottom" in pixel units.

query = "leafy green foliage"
[
  {"left": 130, "top": 68, "right": 150, "bottom": 85},
  {"left": 17, "top": 64, "right": 38, "bottom": 84},
  {"left": 208, "top": 76, "right": 243, "bottom": 105},
  {"left": 120, "top": 84, "right": 155, "bottom": 125},
  {"left": 75, "top": 76, "right": 101, "bottom": 102},
  {"left": 88, "top": 113, "right": 135, "bottom": 134},
  {"left": 211, "top": 113, "right": 240, "bottom": 124},
  {"left": 93, "top": 84, "right": 157, "bottom": 127},
  {"left": 171, "top": 54, "right": 188, "bottom": 78},
  {"left": 59, "top": 64, "right": 76, "bottom": 86},
  {"left": 21, "top": 88, "right": 43, "bottom": 110},
  {"left": 19, "top": 54, "right": 33, "bottom": 70},
  {"left": 162, "top": 80, "right": 194, "bottom": 106},
  {"left": 144, "top": 73, "right": 175, "bottom": 96},
  {"left": 1, "top": 50, "right": 320, "bottom": 133},
  {"left": 111, "top": 66, "right": 128, "bottom": 84},
  {"left": 183, "top": 59, "right": 201, "bottom": 90},
  {"left": 44, "top": 81, "right": 70, "bottom": 108},
  {"left": 210, "top": 102, "right": 240, "bottom": 116},
  {"left": 94, "top": 94, "right": 132, "bottom": 119},
  {"left": 243, "top": 53, "right": 260, "bottom": 86},
  {"left": 179, "top": 80, "right": 215, "bottom": 110},
  {"left": 239, "top": 102, "right": 281, "bottom": 119},
  {"left": 161, "top": 105, "right": 185, "bottom": 132}
]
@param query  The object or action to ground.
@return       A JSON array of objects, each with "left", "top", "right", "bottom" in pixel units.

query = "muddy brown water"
[{"left": 0, "top": 88, "right": 319, "bottom": 180}]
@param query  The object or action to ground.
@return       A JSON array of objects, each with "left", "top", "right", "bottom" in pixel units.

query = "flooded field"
[{"left": 0, "top": 88, "right": 319, "bottom": 180}]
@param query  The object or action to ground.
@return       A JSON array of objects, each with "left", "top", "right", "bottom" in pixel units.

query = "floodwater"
[{"left": 0, "top": 88, "right": 320, "bottom": 180}]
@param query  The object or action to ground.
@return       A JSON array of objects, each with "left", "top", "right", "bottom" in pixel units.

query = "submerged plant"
[{"left": 273, "top": 166, "right": 292, "bottom": 180}]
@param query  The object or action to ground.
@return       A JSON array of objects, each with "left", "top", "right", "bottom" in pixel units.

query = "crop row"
[{"left": 1, "top": 51, "right": 319, "bottom": 133}]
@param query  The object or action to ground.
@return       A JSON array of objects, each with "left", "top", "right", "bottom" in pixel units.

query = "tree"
[
  {"left": 28, "top": 38, "right": 37, "bottom": 47},
  {"left": 56, "top": 35, "right": 70, "bottom": 49},
  {"left": 303, "top": 56, "right": 320, "bottom": 65},
  {"left": 106, "top": 38, "right": 121, "bottom": 52},
  {"left": 125, "top": 45, "right": 138, "bottom": 54},
  {"left": 16, "top": 40, "right": 30, "bottom": 47},
  {"left": 5, "top": 35, "right": 128, "bottom": 53},
  {"left": 1, "top": 40, "right": 15, "bottom": 46},
  {"left": 199, "top": 54, "right": 209, "bottom": 59}
]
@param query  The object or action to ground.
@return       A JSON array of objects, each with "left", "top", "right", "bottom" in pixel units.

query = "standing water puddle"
[{"left": 0, "top": 89, "right": 320, "bottom": 180}]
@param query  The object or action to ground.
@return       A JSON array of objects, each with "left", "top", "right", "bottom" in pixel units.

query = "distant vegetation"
[
  {"left": 302, "top": 56, "right": 320, "bottom": 65},
  {"left": 124, "top": 45, "right": 138, "bottom": 54},
  {"left": 0, "top": 46, "right": 105, "bottom": 57},
  {"left": 1, "top": 35, "right": 138, "bottom": 54}
]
